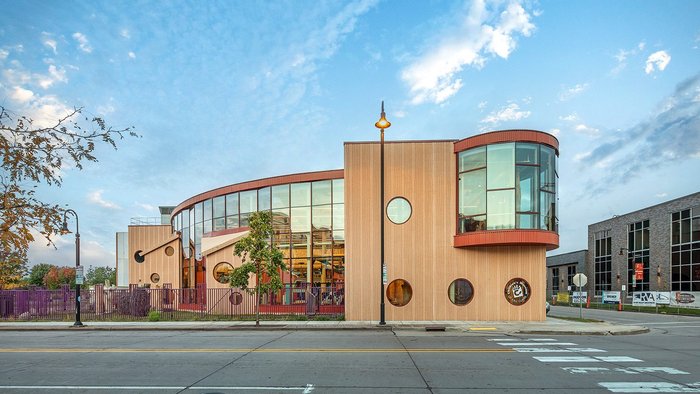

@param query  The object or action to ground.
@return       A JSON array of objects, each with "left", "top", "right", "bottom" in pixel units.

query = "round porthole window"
[
  {"left": 213, "top": 262, "right": 234, "bottom": 284},
  {"left": 386, "top": 197, "right": 412, "bottom": 224},
  {"left": 448, "top": 278, "right": 474, "bottom": 306},
  {"left": 150, "top": 273, "right": 160, "bottom": 283},
  {"left": 504, "top": 278, "right": 531, "bottom": 306},
  {"left": 229, "top": 291, "right": 243, "bottom": 305},
  {"left": 164, "top": 246, "right": 174, "bottom": 256},
  {"left": 134, "top": 250, "right": 145, "bottom": 263},
  {"left": 386, "top": 279, "right": 413, "bottom": 307}
]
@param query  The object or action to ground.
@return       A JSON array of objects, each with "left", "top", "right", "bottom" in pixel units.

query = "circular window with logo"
[
  {"left": 448, "top": 278, "right": 474, "bottom": 306},
  {"left": 213, "top": 262, "right": 234, "bottom": 284},
  {"left": 386, "top": 197, "right": 412, "bottom": 225},
  {"left": 504, "top": 278, "right": 531, "bottom": 306},
  {"left": 386, "top": 279, "right": 413, "bottom": 307},
  {"left": 229, "top": 291, "right": 243, "bottom": 305},
  {"left": 164, "top": 246, "right": 174, "bottom": 256},
  {"left": 150, "top": 273, "right": 160, "bottom": 283}
]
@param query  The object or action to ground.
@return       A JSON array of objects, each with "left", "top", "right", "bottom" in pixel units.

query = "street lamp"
[
  {"left": 375, "top": 101, "right": 391, "bottom": 326},
  {"left": 61, "top": 209, "right": 84, "bottom": 327}
]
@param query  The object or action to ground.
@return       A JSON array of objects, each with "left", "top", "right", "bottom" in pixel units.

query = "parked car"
[{"left": 546, "top": 301, "right": 551, "bottom": 314}]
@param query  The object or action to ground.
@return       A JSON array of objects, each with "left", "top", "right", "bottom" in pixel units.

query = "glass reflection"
[{"left": 487, "top": 143, "right": 515, "bottom": 189}]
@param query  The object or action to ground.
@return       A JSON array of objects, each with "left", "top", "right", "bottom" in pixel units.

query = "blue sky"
[{"left": 1, "top": 0, "right": 699, "bottom": 267}]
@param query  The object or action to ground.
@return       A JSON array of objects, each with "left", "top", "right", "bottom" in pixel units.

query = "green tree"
[
  {"left": 43, "top": 266, "right": 76, "bottom": 290},
  {"left": 0, "top": 105, "right": 136, "bottom": 276},
  {"left": 85, "top": 265, "right": 116, "bottom": 286},
  {"left": 229, "top": 210, "right": 286, "bottom": 326},
  {"left": 0, "top": 250, "right": 27, "bottom": 289},
  {"left": 27, "top": 263, "right": 55, "bottom": 287}
]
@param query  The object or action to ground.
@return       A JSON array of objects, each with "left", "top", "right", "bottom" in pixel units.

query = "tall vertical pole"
[{"left": 380, "top": 126, "right": 386, "bottom": 325}]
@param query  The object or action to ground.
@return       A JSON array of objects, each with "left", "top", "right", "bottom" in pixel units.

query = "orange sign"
[{"left": 635, "top": 262, "right": 644, "bottom": 280}]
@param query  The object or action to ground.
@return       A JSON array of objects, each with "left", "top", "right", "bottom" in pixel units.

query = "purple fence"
[{"left": 0, "top": 284, "right": 344, "bottom": 321}]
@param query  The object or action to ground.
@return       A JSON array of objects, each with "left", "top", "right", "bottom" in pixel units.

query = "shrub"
[
  {"left": 116, "top": 288, "right": 151, "bottom": 317},
  {"left": 148, "top": 311, "right": 161, "bottom": 322}
]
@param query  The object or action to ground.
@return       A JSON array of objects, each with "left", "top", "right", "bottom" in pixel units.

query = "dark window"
[
  {"left": 213, "top": 262, "right": 233, "bottom": 284},
  {"left": 448, "top": 279, "right": 474, "bottom": 306},
  {"left": 628, "top": 220, "right": 650, "bottom": 291},
  {"left": 594, "top": 230, "right": 612, "bottom": 294}
]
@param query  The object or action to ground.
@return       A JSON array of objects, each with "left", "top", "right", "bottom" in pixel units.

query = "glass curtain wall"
[
  {"left": 458, "top": 142, "right": 557, "bottom": 233},
  {"left": 671, "top": 208, "right": 700, "bottom": 291},
  {"left": 594, "top": 229, "right": 612, "bottom": 295},
  {"left": 627, "top": 220, "right": 650, "bottom": 291},
  {"left": 171, "top": 179, "right": 345, "bottom": 300}
]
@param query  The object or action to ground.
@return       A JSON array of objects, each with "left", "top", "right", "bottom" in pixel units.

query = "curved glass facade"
[
  {"left": 172, "top": 179, "right": 345, "bottom": 290},
  {"left": 458, "top": 142, "right": 558, "bottom": 233}
]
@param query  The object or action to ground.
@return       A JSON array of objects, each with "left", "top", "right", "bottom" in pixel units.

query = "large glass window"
[
  {"left": 486, "top": 143, "right": 515, "bottom": 189},
  {"left": 272, "top": 185, "right": 289, "bottom": 209},
  {"left": 258, "top": 187, "right": 271, "bottom": 211},
  {"left": 240, "top": 190, "right": 257, "bottom": 214},
  {"left": 671, "top": 208, "right": 700, "bottom": 291},
  {"left": 291, "top": 182, "right": 311, "bottom": 207},
  {"left": 312, "top": 180, "right": 332, "bottom": 206},
  {"left": 487, "top": 189, "right": 515, "bottom": 230},
  {"left": 457, "top": 141, "right": 557, "bottom": 233},
  {"left": 628, "top": 220, "right": 650, "bottom": 291},
  {"left": 594, "top": 229, "right": 612, "bottom": 295}
]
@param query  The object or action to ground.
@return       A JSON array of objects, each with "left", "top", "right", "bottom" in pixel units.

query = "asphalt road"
[{"left": 0, "top": 310, "right": 698, "bottom": 393}]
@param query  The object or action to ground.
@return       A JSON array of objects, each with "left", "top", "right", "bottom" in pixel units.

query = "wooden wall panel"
[
  {"left": 127, "top": 225, "right": 180, "bottom": 288},
  {"left": 345, "top": 141, "right": 546, "bottom": 322}
]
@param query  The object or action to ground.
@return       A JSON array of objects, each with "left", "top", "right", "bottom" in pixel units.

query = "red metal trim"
[
  {"left": 454, "top": 129, "right": 559, "bottom": 155},
  {"left": 173, "top": 169, "right": 344, "bottom": 217},
  {"left": 453, "top": 229, "right": 559, "bottom": 251}
]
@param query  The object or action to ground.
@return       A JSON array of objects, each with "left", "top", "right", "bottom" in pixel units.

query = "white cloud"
[
  {"left": 27, "top": 229, "right": 115, "bottom": 267},
  {"left": 72, "top": 32, "right": 92, "bottom": 53},
  {"left": 610, "top": 41, "right": 645, "bottom": 75},
  {"left": 135, "top": 203, "right": 157, "bottom": 212},
  {"left": 0, "top": 48, "right": 8, "bottom": 60},
  {"left": 655, "top": 192, "right": 668, "bottom": 198},
  {"left": 393, "top": 110, "right": 406, "bottom": 118},
  {"left": 645, "top": 50, "right": 671, "bottom": 74},
  {"left": 574, "top": 123, "right": 600, "bottom": 136},
  {"left": 88, "top": 190, "right": 120, "bottom": 210},
  {"left": 42, "top": 32, "right": 57, "bottom": 54},
  {"left": 128, "top": 51, "right": 136, "bottom": 59},
  {"left": 401, "top": 0, "right": 536, "bottom": 104},
  {"left": 559, "top": 83, "right": 589, "bottom": 101},
  {"left": 559, "top": 113, "right": 578, "bottom": 122},
  {"left": 37, "top": 64, "right": 67, "bottom": 89},
  {"left": 549, "top": 128, "right": 561, "bottom": 137},
  {"left": 480, "top": 103, "right": 531, "bottom": 124},
  {"left": 477, "top": 101, "right": 488, "bottom": 111},
  {"left": 9, "top": 86, "right": 34, "bottom": 103},
  {"left": 120, "top": 28, "right": 130, "bottom": 39}
]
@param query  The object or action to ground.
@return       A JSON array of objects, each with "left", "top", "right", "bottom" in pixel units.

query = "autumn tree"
[
  {"left": 43, "top": 265, "right": 76, "bottom": 290},
  {"left": 0, "top": 105, "right": 136, "bottom": 284},
  {"left": 0, "top": 250, "right": 27, "bottom": 289},
  {"left": 26, "top": 263, "right": 55, "bottom": 287},
  {"left": 229, "top": 210, "right": 286, "bottom": 326}
]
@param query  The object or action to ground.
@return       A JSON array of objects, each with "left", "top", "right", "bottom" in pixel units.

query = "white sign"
[
  {"left": 602, "top": 291, "right": 621, "bottom": 304},
  {"left": 621, "top": 285, "right": 626, "bottom": 292},
  {"left": 75, "top": 266, "right": 84, "bottom": 285},
  {"left": 670, "top": 291, "right": 699, "bottom": 307},
  {"left": 572, "top": 273, "right": 587, "bottom": 287},
  {"left": 572, "top": 291, "right": 587, "bottom": 304},
  {"left": 382, "top": 265, "right": 387, "bottom": 285},
  {"left": 632, "top": 292, "right": 656, "bottom": 307},
  {"left": 567, "top": 285, "right": 571, "bottom": 291},
  {"left": 655, "top": 292, "right": 671, "bottom": 305}
]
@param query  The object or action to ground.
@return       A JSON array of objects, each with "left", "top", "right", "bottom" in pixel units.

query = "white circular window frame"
[{"left": 386, "top": 197, "right": 412, "bottom": 225}]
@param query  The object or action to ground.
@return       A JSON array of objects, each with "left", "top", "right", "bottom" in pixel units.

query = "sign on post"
[
  {"left": 572, "top": 273, "right": 588, "bottom": 319},
  {"left": 573, "top": 273, "right": 587, "bottom": 288},
  {"left": 75, "top": 266, "right": 84, "bottom": 285},
  {"left": 602, "top": 291, "right": 621, "bottom": 304},
  {"left": 382, "top": 265, "right": 387, "bottom": 285},
  {"left": 572, "top": 291, "right": 588, "bottom": 304}
]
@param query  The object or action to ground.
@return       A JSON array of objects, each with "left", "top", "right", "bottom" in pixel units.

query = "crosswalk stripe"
[
  {"left": 599, "top": 382, "right": 700, "bottom": 392},
  {"left": 497, "top": 342, "right": 577, "bottom": 346}
]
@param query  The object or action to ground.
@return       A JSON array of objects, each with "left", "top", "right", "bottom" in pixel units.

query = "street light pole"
[
  {"left": 62, "top": 209, "right": 83, "bottom": 327},
  {"left": 375, "top": 101, "right": 391, "bottom": 326}
]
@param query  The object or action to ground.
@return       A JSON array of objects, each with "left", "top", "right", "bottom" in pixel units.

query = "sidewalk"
[{"left": 0, "top": 316, "right": 648, "bottom": 335}]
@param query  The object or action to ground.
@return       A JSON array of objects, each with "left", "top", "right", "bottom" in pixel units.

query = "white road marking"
[
  {"left": 567, "top": 348, "right": 607, "bottom": 352},
  {"left": 599, "top": 382, "right": 700, "bottom": 392},
  {"left": 487, "top": 338, "right": 517, "bottom": 341},
  {"left": 563, "top": 367, "right": 689, "bottom": 375},
  {"left": 530, "top": 338, "right": 557, "bottom": 341},
  {"left": 535, "top": 356, "right": 643, "bottom": 363},
  {"left": 630, "top": 367, "right": 690, "bottom": 375},
  {"left": 498, "top": 342, "right": 577, "bottom": 346},
  {"left": 563, "top": 367, "right": 614, "bottom": 374},
  {"left": 535, "top": 356, "right": 599, "bottom": 362},
  {"left": 596, "top": 356, "right": 643, "bottom": 362},
  {"left": 513, "top": 347, "right": 572, "bottom": 353}
]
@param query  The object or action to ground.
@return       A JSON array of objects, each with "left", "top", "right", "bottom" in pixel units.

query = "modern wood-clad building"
[{"left": 118, "top": 129, "right": 559, "bottom": 321}]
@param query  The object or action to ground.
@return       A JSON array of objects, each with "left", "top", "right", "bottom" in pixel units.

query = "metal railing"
[{"left": 0, "top": 285, "right": 344, "bottom": 321}]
